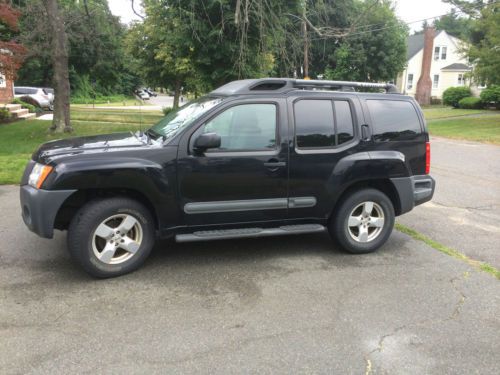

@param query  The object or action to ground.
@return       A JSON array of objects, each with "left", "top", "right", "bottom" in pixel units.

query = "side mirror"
[{"left": 193, "top": 132, "right": 221, "bottom": 152}]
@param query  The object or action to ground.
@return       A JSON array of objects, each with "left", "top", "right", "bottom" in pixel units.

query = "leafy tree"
[
  {"left": 434, "top": 9, "right": 473, "bottom": 40},
  {"left": 0, "top": 2, "right": 26, "bottom": 81},
  {"left": 444, "top": 0, "right": 500, "bottom": 85},
  {"left": 324, "top": 0, "right": 408, "bottom": 82}
]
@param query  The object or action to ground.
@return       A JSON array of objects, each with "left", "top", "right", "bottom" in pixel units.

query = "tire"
[
  {"left": 67, "top": 197, "right": 155, "bottom": 278},
  {"left": 329, "top": 188, "right": 395, "bottom": 254}
]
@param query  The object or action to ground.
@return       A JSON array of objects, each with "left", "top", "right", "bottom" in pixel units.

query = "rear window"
[
  {"left": 15, "top": 88, "right": 37, "bottom": 95},
  {"left": 294, "top": 99, "right": 355, "bottom": 149},
  {"left": 367, "top": 100, "right": 421, "bottom": 141}
]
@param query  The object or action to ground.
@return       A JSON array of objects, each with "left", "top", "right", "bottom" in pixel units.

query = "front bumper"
[
  {"left": 20, "top": 185, "right": 76, "bottom": 238},
  {"left": 390, "top": 175, "right": 436, "bottom": 215}
]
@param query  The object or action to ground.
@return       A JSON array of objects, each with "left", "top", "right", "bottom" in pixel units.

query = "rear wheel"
[
  {"left": 68, "top": 197, "right": 155, "bottom": 278},
  {"left": 330, "top": 188, "right": 395, "bottom": 254}
]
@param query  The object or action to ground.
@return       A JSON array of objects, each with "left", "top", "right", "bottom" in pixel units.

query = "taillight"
[{"left": 425, "top": 142, "right": 431, "bottom": 174}]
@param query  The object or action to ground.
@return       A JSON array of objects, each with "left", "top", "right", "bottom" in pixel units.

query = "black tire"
[
  {"left": 67, "top": 197, "right": 155, "bottom": 278},
  {"left": 329, "top": 188, "right": 395, "bottom": 254}
]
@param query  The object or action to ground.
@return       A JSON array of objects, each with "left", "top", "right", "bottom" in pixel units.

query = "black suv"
[{"left": 20, "top": 78, "right": 435, "bottom": 278}]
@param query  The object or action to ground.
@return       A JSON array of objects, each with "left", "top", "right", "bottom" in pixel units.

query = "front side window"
[
  {"left": 433, "top": 74, "right": 440, "bottom": 89},
  {"left": 198, "top": 103, "right": 277, "bottom": 151},
  {"left": 149, "top": 96, "right": 223, "bottom": 139},
  {"left": 367, "top": 99, "right": 422, "bottom": 142},
  {"left": 294, "top": 99, "right": 354, "bottom": 149}
]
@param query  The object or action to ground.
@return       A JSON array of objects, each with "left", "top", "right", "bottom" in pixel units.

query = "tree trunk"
[
  {"left": 173, "top": 79, "right": 181, "bottom": 109},
  {"left": 43, "top": 0, "right": 72, "bottom": 133}
]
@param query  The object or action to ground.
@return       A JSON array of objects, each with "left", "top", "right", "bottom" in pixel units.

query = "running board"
[{"left": 175, "top": 224, "right": 325, "bottom": 243}]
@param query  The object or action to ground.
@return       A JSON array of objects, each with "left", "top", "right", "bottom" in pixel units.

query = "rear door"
[
  {"left": 176, "top": 98, "right": 290, "bottom": 226},
  {"left": 287, "top": 94, "right": 364, "bottom": 220}
]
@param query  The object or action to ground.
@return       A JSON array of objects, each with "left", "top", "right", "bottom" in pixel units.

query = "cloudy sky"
[{"left": 108, "top": 0, "right": 454, "bottom": 32}]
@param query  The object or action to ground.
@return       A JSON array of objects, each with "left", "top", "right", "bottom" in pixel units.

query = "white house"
[{"left": 396, "top": 29, "right": 482, "bottom": 100}]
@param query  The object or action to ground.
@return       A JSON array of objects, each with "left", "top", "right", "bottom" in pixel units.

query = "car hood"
[{"left": 33, "top": 132, "right": 159, "bottom": 163}]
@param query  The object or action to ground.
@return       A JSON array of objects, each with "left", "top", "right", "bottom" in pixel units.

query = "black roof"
[
  {"left": 441, "top": 63, "right": 471, "bottom": 71},
  {"left": 407, "top": 33, "right": 425, "bottom": 60},
  {"left": 210, "top": 78, "right": 400, "bottom": 96}
]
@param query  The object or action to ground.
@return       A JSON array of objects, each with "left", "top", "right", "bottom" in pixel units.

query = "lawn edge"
[{"left": 395, "top": 222, "right": 500, "bottom": 280}]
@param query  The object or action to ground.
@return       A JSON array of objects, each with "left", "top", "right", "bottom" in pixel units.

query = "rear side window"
[
  {"left": 294, "top": 99, "right": 355, "bottom": 149},
  {"left": 367, "top": 100, "right": 422, "bottom": 141}
]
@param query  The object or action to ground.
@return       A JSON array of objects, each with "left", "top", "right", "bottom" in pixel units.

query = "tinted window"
[
  {"left": 295, "top": 100, "right": 335, "bottom": 148},
  {"left": 334, "top": 101, "right": 354, "bottom": 145},
  {"left": 367, "top": 100, "right": 421, "bottom": 142},
  {"left": 201, "top": 103, "right": 277, "bottom": 151},
  {"left": 295, "top": 99, "right": 355, "bottom": 148}
]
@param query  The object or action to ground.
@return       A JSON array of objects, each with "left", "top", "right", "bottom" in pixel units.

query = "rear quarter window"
[{"left": 367, "top": 99, "right": 422, "bottom": 141}]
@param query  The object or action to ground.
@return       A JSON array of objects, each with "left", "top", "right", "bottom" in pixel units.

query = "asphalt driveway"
[{"left": 1, "top": 137, "right": 499, "bottom": 374}]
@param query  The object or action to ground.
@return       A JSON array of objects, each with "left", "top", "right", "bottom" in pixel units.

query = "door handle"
[
  {"left": 361, "top": 124, "right": 371, "bottom": 141},
  {"left": 264, "top": 161, "right": 286, "bottom": 168}
]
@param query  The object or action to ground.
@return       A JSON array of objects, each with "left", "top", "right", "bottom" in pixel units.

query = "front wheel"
[
  {"left": 330, "top": 188, "right": 395, "bottom": 254},
  {"left": 68, "top": 197, "right": 155, "bottom": 278}
]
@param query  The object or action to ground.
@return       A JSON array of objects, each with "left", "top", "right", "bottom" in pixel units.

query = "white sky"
[{"left": 108, "top": 0, "right": 454, "bottom": 31}]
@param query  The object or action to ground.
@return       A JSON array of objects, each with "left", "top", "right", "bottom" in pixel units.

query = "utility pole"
[{"left": 302, "top": 1, "right": 309, "bottom": 79}]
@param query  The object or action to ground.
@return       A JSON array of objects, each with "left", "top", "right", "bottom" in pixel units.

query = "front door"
[{"left": 177, "top": 99, "right": 289, "bottom": 226}]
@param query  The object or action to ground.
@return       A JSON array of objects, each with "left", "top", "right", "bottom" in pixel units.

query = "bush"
[
  {"left": 458, "top": 97, "right": 484, "bottom": 109},
  {"left": 162, "top": 107, "right": 174, "bottom": 116},
  {"left": 443, "top": 86, "right": 472, "bottom": 108},
  {"left": 0, "top": 108, "right": 11, "bottom": 121},
  {"left": 480, "top": 85, "right": 500, "bottom": 109},
  {"left": 12, "top": 98, "right": 39, "bottom": 113},
  {"left": 19, "top": 95, "right": 42, "bottom": 109}
]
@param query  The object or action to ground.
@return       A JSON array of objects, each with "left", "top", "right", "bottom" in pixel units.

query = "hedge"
[
  {"left": 458, "top": 97, "right": 484, "bottom": 109},
  {"left": 443, "top": 86, "right": 472, "bottom": 108}
]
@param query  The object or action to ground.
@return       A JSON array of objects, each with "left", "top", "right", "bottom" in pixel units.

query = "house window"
[
  {"left": 434, "top": 46, "right": 447, "bottom": 61},
  {"left": 407, "top": 74, "right": 414, "bottom": 90},
  {"left": 441, "top": 46, "right": 447, "bottom": 60},
  {"left": 433, "top": 75, "right": 439, "bottom": 89},
  {"left": 434, "top": 46, "right": 440, "bottom": 61},
  {"left": 457, "top": 74, "right": 465, "bottom": 86}
]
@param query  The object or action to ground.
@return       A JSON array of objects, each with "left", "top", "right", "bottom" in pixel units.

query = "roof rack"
[{"left": 210, "top": 78, "right": 400, "bottom": 96}]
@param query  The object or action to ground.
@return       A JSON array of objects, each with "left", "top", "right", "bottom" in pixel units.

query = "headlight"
[{"left": 28, "top": 163, "right": 53, "bottom": 189}]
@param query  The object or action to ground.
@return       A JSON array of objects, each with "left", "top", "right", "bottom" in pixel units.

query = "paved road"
[
  {"left": 398, "top": 136, "right": 500, "bottom": 269},
  {"left": 1, "top": 137, "right": 499, "bottom": 374}
]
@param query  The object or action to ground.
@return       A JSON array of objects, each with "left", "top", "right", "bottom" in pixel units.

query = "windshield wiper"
[{"left": 145, "top": 128, "right": 165, "bottom": 142}]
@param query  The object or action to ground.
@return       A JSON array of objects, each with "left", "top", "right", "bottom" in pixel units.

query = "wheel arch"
[{"left": 54, "top": 188, "right": 160, "bottom": 233}]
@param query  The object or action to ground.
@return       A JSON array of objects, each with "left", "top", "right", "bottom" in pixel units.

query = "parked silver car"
[{"left": 14, "top": 86, "right": 54, "bottom": 111}]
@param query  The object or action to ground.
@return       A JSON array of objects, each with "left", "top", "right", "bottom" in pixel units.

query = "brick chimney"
[{"left": 415, "top": 26, "right": 435, "bottom": 106}]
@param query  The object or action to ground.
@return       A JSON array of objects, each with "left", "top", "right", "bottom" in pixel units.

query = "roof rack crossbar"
[{"left": 293, "top": 79, "right": 399, "bottom": 93}]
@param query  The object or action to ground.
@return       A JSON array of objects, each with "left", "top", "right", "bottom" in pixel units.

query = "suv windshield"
[{"left": 149, "top": 96, "right": 223, "bottom": 139}]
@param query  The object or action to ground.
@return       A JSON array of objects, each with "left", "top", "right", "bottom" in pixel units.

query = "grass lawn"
[
  {"left": 421, "top": 107, "right": 490, "bottom": 120},
  {"left": 428, "top": 113, "right": 500, "bottom": 144},
  {"left": 0, "top": 109, "right": 164, "bottom": 185},
  {"left": 71, "top": 99, "right": 149, "bottom": 107}
]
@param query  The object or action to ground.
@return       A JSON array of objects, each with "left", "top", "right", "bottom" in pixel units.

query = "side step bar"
[{"left": 175, "top": 224, "right": 326, "bottom": 243}]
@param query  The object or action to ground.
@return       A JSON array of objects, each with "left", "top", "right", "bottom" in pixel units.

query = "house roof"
[
  {"left": 407, "top": 33, "right": 425, "bottom": 60},
  {"left": 441, "top": 63, "right": 471, "bottom": 71}
]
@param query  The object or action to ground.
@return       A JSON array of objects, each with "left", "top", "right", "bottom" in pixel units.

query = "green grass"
[
  {"left": 72, "top": 99, "right": 151, "bottom": 107},
  {"left": 427, "top": 113, "right": 500, "bottom": 144},
  {"left": 422, "top": 107, "right": 489, "bottom": 120},
  {"left": 0, "top": 108, "right": 164, "bottom": 184},
  {"left": 396, "top": 223, "right": 500, "bottom": 280}
]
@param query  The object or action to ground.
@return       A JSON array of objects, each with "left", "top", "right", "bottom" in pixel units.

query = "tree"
[
  {"left": 43, "top": 0, "right": 71, "bottom": 133},
  {"left": 324, "top": 0, "right": 408, "bottom": 82},
  {"left": 0, "top": 2, "right": 26, "bottom": 82},
  {"left": 444, "top": 0, "right": 500, "bottom": 85},
  {"left": 434, "top": 9, "right": 473, "bottom": 40}
]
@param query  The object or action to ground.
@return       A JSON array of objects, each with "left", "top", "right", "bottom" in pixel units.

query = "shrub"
[
  {"left": 0, "top": 108, "right": 11, "bottom": 121},
  {"left": 162, "top": 107, "right": 174, "bottom": 116},
  {"left": 19, "top": 95, "right": 42, "bottom": 109},
  {"left": 443, "top": 86, "right": 472, "bottom": 108},
  {"left": 479, "top": 85, "right": 500, "bottom": 109},
  {"left": 12, "top": 98, "right": 38, "bottom": 113},
  {"left": 458, "top": 97, "right": 484, "bottom": 109}
]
